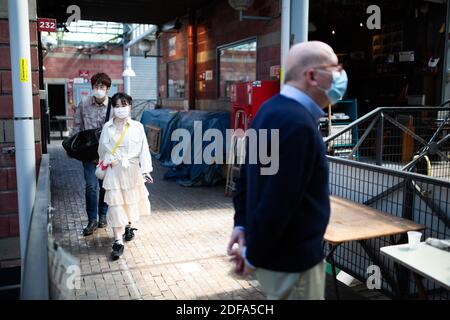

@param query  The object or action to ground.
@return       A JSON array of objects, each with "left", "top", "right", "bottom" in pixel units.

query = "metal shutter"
[{"left": 130, "top": 56, "right": 157, "bottom": 100}]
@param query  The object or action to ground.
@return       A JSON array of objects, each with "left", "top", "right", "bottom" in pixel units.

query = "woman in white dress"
[{"left": 98, "top": 93, "right": 153, "bottom": 259}]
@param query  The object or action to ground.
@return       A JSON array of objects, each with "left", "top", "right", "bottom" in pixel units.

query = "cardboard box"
[{"left": 146, "top": 125, "right": 162, "bottom": 154}]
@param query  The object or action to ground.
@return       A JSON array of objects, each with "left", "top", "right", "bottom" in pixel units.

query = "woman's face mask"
[{"left": 114, "top": 106, "right": 130, "bottom": 119}]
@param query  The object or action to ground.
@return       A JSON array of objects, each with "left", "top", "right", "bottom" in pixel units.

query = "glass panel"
[
  {"left": 57, "top": 20, "right": 125, "bottom": 44},
  {"left": 167, "top": 59, "right": 185, "bottom": 98},
  {"left": 218, "top": 39, "right": 257, "bottom": 98}
]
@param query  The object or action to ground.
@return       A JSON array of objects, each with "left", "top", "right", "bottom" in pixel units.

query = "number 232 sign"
[{"left": 38, "top": 18, "right": 57, "bottom": 32}]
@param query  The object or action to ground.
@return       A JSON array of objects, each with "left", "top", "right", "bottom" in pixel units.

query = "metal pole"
[
  {"left": 123, "top": 47, "right": 131, "bottom": 95},
  {"left": 37, "top": 30, "right": 47, "bottom": 154},
  {"left": 375, "top": 114, "right": 384, "bottom": 166},
  {"left": 155, "top": 36, "right": 160, "bottom": 104},
  {"left": 187, "top": 10, "right": 196, "bottom": 110},
  {"left": 290, "top": 0, "right": 309, "bottom": 45},
  {"left": 280, "top": 0, "right": 291, "bottom": 86},
  {"left": 8, "top": 0, "right": 37, "bottom": 272}
]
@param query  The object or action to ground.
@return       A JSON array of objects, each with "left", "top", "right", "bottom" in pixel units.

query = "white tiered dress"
[{"left": 98, "top": 118, "right": 152, "bottom": 228}]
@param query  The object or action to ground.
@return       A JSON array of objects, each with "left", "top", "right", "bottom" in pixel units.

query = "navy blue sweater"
[{"left": 233, "top": 94, "right": 330, "bottom": 273}]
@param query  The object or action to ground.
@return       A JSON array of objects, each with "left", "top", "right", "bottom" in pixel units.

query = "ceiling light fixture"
[{"left": 228, "top": 0, "right": 273, "bottom": 21}]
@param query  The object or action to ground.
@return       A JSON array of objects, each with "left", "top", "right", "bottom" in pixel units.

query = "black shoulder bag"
[{"left": 62, "top": 98, "right": 112, "bottom": 162}]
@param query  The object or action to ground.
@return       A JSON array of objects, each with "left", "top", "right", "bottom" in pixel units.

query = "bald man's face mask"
[{"left": 315, "top": 68, "right": 348, "bottom": 105}]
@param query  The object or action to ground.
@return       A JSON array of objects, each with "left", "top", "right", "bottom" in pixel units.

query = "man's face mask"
[
  {"left": 93, "top": 89, "right": 107, "bottom": 99},
  {"left": 315, "top": 67, "right": 348, "bottom": 105},
  {"left": 326, "top": 70, "right": 348, "bottom": 104}
]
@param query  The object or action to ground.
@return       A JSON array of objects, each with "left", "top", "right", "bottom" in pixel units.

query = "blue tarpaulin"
[
  {"left": 141, "top": 109, "right": 230, "bottom": 187},
  {"left": 140, "top": 108, "right": 180, "bottom": 163}
]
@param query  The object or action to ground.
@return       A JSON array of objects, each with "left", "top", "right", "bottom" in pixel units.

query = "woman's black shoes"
[
  {"left": 111, "top": 225, "right": 136, "bottom": 261},
  {"left": 111, "top": 241, "right": 124, "bottom": 260},
  {"left": 123, "top": 226, "right": 137, "bottom": 241}
]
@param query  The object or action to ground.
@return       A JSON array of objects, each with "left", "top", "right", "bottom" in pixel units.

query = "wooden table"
[
  {"left": 324, "top": 196, "right": 425, "bottom": 299},
  {"left": 381, "top": 242, "right": 450, "bottom": 299}
]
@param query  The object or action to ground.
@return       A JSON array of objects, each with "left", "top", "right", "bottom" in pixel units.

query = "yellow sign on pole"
[{"left": 20, "top": 58, "right": 29, "bottom": 82}]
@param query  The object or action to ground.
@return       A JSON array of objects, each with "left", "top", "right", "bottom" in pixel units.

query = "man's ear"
[{"left": 305, "top": 69, "right": 317, "bottom": 86}]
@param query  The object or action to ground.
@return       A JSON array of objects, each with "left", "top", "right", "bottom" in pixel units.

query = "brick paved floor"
[{"left": 49, "top": 141, "right": 387, "bottom": 300}]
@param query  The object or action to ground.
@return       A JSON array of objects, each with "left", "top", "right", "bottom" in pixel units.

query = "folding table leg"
[
  {"left": 412, "top": 273, "right": 428, "bottom": 300},
  {"left": 327, "top": 243, "right": 340, "bottom": 300}
]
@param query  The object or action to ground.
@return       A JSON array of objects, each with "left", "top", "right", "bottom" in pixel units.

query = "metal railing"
[
  {"left": 324, "top": 102, "right": 450, "bottom": 181},
  {"left": 21, "top": 154, "right": 50, "bottom": 299},
  {"left": 20, "top": 153, "right": 81, "bottom": 300},
  {"left": 324, "top": 103, "right": 450, "bottom": 299},
  {"left": 327, "top": 157, "right": 450, "bottom": 299}
]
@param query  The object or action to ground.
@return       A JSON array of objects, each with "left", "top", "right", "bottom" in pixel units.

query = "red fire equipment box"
[{"left": 230, "top": 80, "right": 280, "bottom": 130}]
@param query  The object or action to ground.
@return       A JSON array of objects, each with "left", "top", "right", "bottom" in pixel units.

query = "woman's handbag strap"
[{"left": 111, "top": 123, "right": 130, "bottom": 156}]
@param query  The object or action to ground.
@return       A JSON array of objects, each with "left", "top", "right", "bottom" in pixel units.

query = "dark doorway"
[{"left": 48, "top": 84, "right": 66, "bottom": 131}]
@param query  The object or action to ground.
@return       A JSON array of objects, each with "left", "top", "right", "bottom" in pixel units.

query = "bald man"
[{"left": 228, "top": 41, "right": 348, "bottom": 300}]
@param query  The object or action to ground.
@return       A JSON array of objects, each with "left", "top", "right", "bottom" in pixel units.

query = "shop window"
[
  {"left": 218, "top": 38, "right": 257, "bottom": 98},
  {"left": 167, "top": 59, "right": 185, "bottom": 98}
]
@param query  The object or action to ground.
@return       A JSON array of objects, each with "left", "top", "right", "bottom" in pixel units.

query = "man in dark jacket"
[{"left": 227, "top": 41, "right": 348, "bottom": 299}]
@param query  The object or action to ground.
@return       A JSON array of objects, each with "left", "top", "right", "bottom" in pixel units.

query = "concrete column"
[
  {"left": 291, "top": 0, "right": 309, "bottom": 45},
  {"left": 280, "top": 0, "right": 291, "bottom": 86},
  {"left": 8, "top": 0, "right": 37, "bottom": 267},
  {"left": 280, "top": 0, "right": 309, "bottom": 86}
]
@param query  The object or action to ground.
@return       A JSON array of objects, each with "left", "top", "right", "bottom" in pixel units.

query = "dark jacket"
[{"left": 233, "top": 94, "right": 330, "bottom": 273}]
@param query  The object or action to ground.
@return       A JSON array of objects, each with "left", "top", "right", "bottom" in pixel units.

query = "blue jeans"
[{"left": 82, "top": 161, "right": 108, "bottom": 222}]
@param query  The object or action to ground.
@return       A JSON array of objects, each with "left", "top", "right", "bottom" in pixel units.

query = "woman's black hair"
[{"left": 111, "top": 92, "right": 132, "bottom": 107}]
